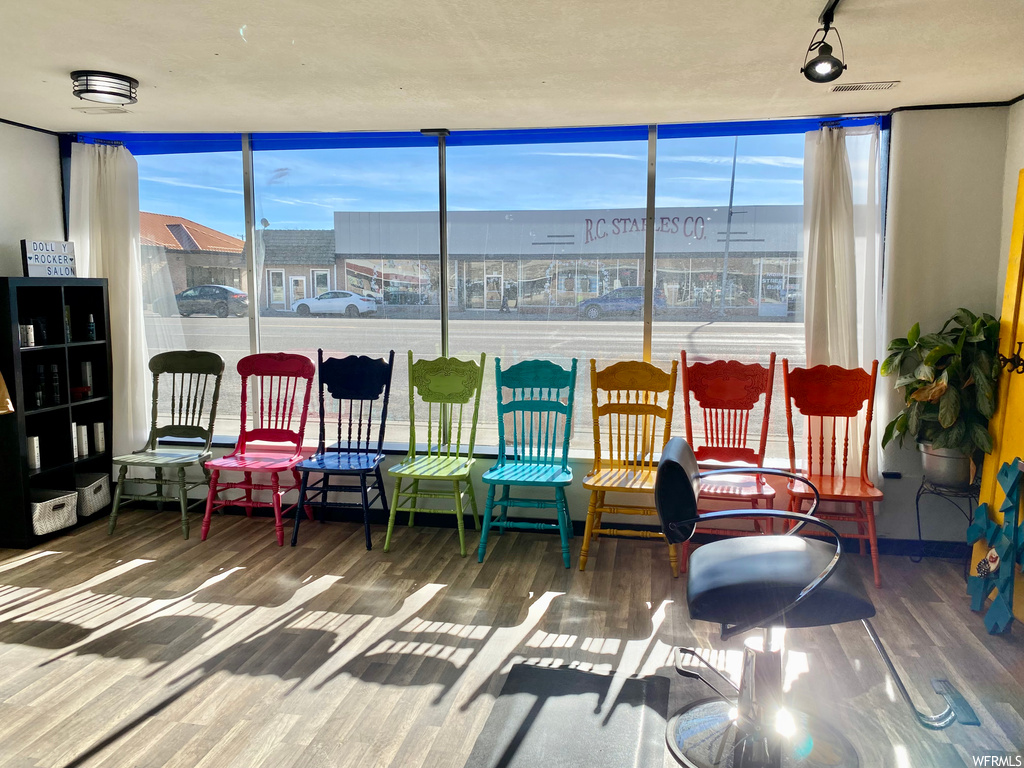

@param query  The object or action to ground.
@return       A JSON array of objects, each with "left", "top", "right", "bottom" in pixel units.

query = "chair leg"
[
  {"left": 375, "top": 466, "right": 389, "bottom": 513},
  {"left": 292, "top": 471, "right": 310, "bottom": 547},
  {"left": 866, "top": 501, "right": 881, "bottom": 589},
  {"left": 453, "top": 480, "right": 467, "bottom": 557},
  {"left": 478, "top": 483, "right": 496, "bottom": 563},
  {"left": 359, "top": 473, "right": 372, "bottom": 551},
  {"left": 155, "top": 467, "right": 164, "bottom": 514},
  {"left": 407, "top": 479, "right": 420, "bottom": 527},
  {"left": 384, "top": 477, "right": 403, "bottom": 553},
  {"left": 592, "top": 492, "right": 606, "bottom": 540},
  {"left": 108, "top": 465, "right": 127, "bottom": 535},
  {"left": 465, "top": 478, "right": 480, "bottom": 530},
  {"left": 177, "top": 467, "right": 189, "bottom": 539},
  {"left": 497, "top": 485, "right": 510, "bottom": 534},
  {"left": 555, "top": 487, "right": 571, "bottom": 569},
  {"left": 272, "top": 472, "right": 284, "bottom": 547},
  {"left": 295, "top": 469, "right": 314, "bottom": 520},
  {"left": 680, "top": 540, "right": 690, "bottom": 574},
  {"left": 579, "top": 490, "right": 599, "bottom": 572},
  {"left": 201, "top": 469, "right": 220, "bottom": 540},
  {"left": 244, "top": 472, "right": 253, "bottom": 517},
  {"left": 668, "top": 540, "right": 679, "bottom": 579}
]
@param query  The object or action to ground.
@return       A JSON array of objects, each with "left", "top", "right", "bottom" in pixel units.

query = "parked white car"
[{"left": 292, "top": 291, "right": 378, "bottom": 317}]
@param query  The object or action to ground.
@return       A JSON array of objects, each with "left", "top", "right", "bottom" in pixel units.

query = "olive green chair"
[
  {"left": 108, "top": 350, "right": 225, "bottom": 538},
  {"left": 384, "top": 351, "right": 485, "bottom": 556}
]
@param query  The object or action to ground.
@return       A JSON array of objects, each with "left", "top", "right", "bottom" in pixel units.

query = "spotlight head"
[{"left": 801, "top": 28, "right": 848, "bottom": 83}]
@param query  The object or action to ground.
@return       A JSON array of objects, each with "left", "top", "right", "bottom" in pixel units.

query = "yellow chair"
[{"left": 579, "top": 358, "right": 680, "bottom": 576}]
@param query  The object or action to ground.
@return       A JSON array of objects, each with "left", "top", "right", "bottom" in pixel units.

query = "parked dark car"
[
  {"left": 577, "top": 286, "right": 666, "bottom": 320},
  {"left": 156, "top": 285, "right": 248, "bottom": 318}
]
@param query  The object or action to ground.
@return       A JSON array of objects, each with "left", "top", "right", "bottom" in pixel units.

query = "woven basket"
[
  {"left": 31, "top": 490, "right": 78, "bottom": 535},
  {"left": 75, "top": 473, "right": 111, "bottom": 518}
]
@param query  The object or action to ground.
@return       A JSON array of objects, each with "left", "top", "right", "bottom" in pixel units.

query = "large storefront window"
[
  {"left": 654, "top": 131, "right": 806, "bottom": 458},
  {"left": 445, "top": 131, "right": 649, "bottom": 447},
  {"left": 135, "top": 143, "right": 250, "bottom": 438},
  {"left": 251, "top": 139, "right": 440, "bottom": 444}
]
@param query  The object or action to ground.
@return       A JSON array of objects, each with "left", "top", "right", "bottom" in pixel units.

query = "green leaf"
[
  {"left": 914, "top": 362, "right": 935, "bottom": 382},
  {"left": 924, "top": 344, "right": 956, "bottom": 366},
  {"left": 955, "top": 308, "right": 977, "bottom": 329},
  {"left": 918, "top": 333, "right": 947, "bottom": 350},
  {"left": 882, "top": 417, "right": 898, "bottom": 449},
  {"left": 907, "top": 401, "right": 921, "bottom": 435},
  {"left": 880, "top": 351, "right": 904, "bottom": 378},
  {"left": 887, "top": 337, "right": 911, "bottom": 352},
  {"left": 972, "top": 363, "right": 996, "bottom": 418},
  {"left": 895, "top": 373, "right": 919, "bottom": 389},
  {"left": 938, "top": 383, "right": 960, "bottom": 428},
  {"left": 954, "top": 329, "right": 966, "bottom": 355},
  {"left": 971, "top": 422, "right": 995, "bottom": 454},
  {"left": 907, "top": 322, "right": 920, "bottom": 345}
]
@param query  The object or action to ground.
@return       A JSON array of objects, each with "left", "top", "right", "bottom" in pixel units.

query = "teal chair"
[{"left": 478, "top": 357, "right": 578, "bottom": 568}]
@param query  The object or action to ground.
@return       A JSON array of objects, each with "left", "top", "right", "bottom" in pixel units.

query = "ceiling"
[{"left": 3, "top": 0, "right": 1023, "bottom": 134}]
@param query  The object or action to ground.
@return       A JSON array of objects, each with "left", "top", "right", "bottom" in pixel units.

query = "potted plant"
[{"left": 880, "top": 308, "right": 1000, "bottom": 487}]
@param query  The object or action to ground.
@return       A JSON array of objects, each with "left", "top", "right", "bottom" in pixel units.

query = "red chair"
[
  {"left": 783, "top": 359, "right": 883, "bottom": 588},
  {"left": 679, "top": 351, "right": 777, "bottom": 571},
  {"left": 202, "top": 352, "right": 316, "bottom": 546}
]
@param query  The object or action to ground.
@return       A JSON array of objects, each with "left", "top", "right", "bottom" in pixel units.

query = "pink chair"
[{"left": 202, "top": 352, "right": 316, "bottom": 546}]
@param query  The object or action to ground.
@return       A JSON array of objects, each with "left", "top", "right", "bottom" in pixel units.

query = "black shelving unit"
[{"left": 0, "top": 277, "right": 113, "bottom": 547}]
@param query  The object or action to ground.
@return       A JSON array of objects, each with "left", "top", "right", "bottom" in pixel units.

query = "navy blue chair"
[{"left": 292, "top": 350, "right": 395, "bottom": 549}]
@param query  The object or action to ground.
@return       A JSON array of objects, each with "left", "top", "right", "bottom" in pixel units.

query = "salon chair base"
[{"left": 667, "top": 698, "right": 859, "bottom": 768}]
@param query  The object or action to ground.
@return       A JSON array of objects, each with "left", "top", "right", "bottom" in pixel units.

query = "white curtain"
[
  {"left": 803, "top": 125, "right": 884, "bottom": 479},
  {"left": 69, "top": 143, "right": 149, "bottom": 458}
]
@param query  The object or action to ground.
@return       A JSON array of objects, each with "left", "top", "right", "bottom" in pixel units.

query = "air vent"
[
  {"left": 831, "top": 81, "right": 900, "bottom": 93},
  {"left": 72, "top": 105, "right": 132, "bottom": 115}
]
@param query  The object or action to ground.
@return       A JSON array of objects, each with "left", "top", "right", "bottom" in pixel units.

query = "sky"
[{"left": 134, "top": 132, "right": 853, "bottom": 239}]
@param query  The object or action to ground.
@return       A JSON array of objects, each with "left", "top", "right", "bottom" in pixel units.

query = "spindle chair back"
[
  {"left": 202, "top": 352, "right": 316, "bottom": 546},
  {"left": 108, "top": 350, "right": 225, "bottom": 540},
  {"left": 677, "top": 351, "right": 778, "bottom": 572},
  {"left": 782, "top": 359, "right": 884, "bottom": 587},
  {"left": 479, "top": 358, "right": 578, "bottom": 567},
  {"left": 384, "top": 352, "right": 486, "bottom": 556},
  {"left": 579, "top": 358, "right": 681, "bottom": 576},
  {"left": 292, "top": 350, "right": 395, "bottom": 549}
]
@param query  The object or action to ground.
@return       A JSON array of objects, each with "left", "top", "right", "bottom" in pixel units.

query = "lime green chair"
[{"left": 384, "top": 351, "right": 486, "bottom": 556}]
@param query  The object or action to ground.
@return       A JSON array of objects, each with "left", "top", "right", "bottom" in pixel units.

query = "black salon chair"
[{"left": 655, "top": 437, "right": 979, "bottom": 768}]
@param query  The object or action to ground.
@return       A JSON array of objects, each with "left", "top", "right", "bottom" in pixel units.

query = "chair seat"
[
  {"left": 207, "top": 448, "right": 305, "bottom": 473},
  {"left": 297, "top": 451, "right": 383, "bottom": 473},
  {"left": 787, "top": 474, "right": 883, "bottom": 501},
  {"left": 582, "top": 467, "right": 656, "bottom": 492},
  {"left": 700, "top": 474, "right": 776, "bottom": 501},
  {"left": 389, "top": 455, "right": 475, "bottom": 479},
  {"left": 482, "top": 462, "right": 572, "bottom": 487},
  {"left": 113, "top": 448, "right": 211, "bottom": 467},
  {"left": 687, "top": 535, "right": 876, "bottom": 629}
]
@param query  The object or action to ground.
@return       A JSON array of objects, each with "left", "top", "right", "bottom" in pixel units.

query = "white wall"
[
  {"left": 0, "top": 122, "right": 64, "bottom": 276},
  {"left": 997, "top": 100, "right": 1024, "bottom": 305},
  {"left": 877, "top": 107, "right": 1009, "bottom": 539}
]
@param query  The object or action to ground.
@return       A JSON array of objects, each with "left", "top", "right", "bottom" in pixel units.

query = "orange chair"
[
  {"left": 579, "top": 358, "right": 679, "bottom": 576},
  {"left": 679, "top": 351, "right": 777, "bottom": 571},
  {"left": 202, "top": 352, "right": 316, "bottom": 546},
  {"left": 782, "top": 359, "right": 883, "bottom": 588}
]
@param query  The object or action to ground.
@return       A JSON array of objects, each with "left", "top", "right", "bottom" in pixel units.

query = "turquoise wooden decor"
[
  {"left": 967, "top": 458, "right": 1023, "bottom": 634},
  {"left": 478, "top": 357, "right": 578, "bottom": 568}
]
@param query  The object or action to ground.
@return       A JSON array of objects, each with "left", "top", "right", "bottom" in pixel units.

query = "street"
[{"left": 146, "top": 315, "right": 805, "bottom": 455}]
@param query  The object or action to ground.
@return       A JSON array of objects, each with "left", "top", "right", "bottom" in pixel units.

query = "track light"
[
  {"left": 801, "top": 25, "right": 847, "bottom": 83},
  {"left": 70, "top": 71, "right": 139, "bottom": 105}
]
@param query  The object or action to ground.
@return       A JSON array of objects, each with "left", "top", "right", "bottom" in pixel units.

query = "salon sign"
[{"left": 21, "top": 240, "right": 77, "bottom": 278}]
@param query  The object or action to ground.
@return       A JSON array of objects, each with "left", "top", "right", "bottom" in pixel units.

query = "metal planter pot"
[{"left": 917, "top": 441, "right": 971, "bottom": 488}]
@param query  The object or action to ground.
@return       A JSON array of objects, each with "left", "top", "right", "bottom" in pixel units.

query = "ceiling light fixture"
[
  {"left": 800, "top": 0, "right": 847, "bottom": 84},
  {"left": 70, "top": 70, "right": 139, "bottom": 105}
]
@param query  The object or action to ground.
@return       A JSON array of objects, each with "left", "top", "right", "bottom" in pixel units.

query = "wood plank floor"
[{"left": 0, "top": 510, "right": 1022, "bottom": 768}]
